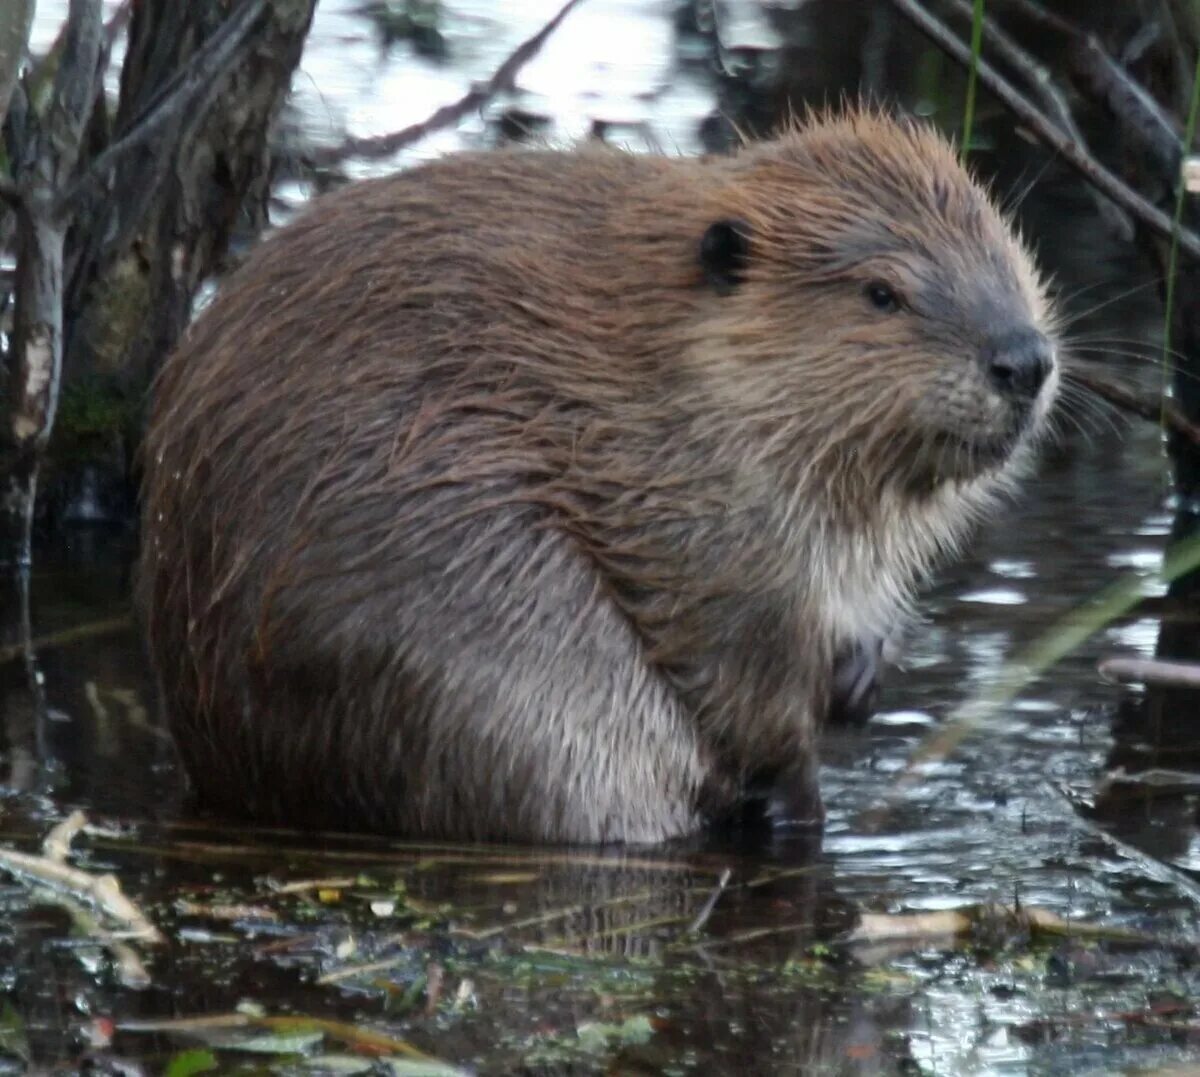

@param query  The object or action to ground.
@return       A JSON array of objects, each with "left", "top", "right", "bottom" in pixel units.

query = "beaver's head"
[{"left": 694, "top": 108, "right": 1058, "bottom": 494}]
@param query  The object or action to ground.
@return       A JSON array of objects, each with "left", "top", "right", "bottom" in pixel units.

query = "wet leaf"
[
  {"left": 381, "top": 1061, "right": 471, "bottom": 1076},
  {"left": 0, "top": 1003, "right": 29, "bottom": 1064},
  {"left": 228, "top": 1029, "right": 325, "bottom": 1054},
  {"left": 296, "top": 1055, "right": 375, "bottom": 1074},
  {"left": 468, "top": 872, "right": 540, "bottom": 884},
  {"left": 576, "top": 1014, "right": 655, "bottom": 1050},
  {"left": 163, "top": 1048, "right": 218, "bottom": 1077}
]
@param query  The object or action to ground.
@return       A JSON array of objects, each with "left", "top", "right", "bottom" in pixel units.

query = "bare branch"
[
  {"left": 1070, "top": 39, "right": 1181, "bottom": 173},
  {"left": 997, "top": 0, "right": 1180, "bottom": 172},
  {"left": 994, "top": 0, "right": 1078, "bottom": 38},
  {"left": 42, "top": 0, "right": 104, "bottom": 187},
  {"left": 0, "top": 0, "right": 33, "bottom": 133},
  {"left": 886, "top": 0, "right": 1200, "bottom": 262},
  {"left": 104, "top": 0, "right": 133, "bottom": 51},
  {"left": 93, "top": 0, "right": 133, "bottom": 97},
  {"left": 55, "top": 0, "right": 267, "bottom": 217},
  {"left": 1099, "top": 655, "right": 1200, "bottom": 688},
  {"left": 307, "top": 0, "right": 585, "bottom": 168},
  {"left": 946, "top": 0, "right": 1132, "bottom": 240},
  {"left": 1064, "top": 365, "right": 1200, "bottom": 445}
]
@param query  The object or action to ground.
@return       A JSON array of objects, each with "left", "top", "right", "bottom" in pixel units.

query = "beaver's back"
[
  {"left": 140, "top": 113, "right": 1056, "bottom": 842},
  {"left": 139, "top": 147, "right": 726, "bottom": 839}
]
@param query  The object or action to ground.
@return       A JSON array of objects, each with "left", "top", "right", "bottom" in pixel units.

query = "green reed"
[{"left": 960, "top": 0, "right": 986, "bottom": 159}]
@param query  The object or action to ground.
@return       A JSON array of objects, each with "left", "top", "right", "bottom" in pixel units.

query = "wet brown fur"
[{"left": 139, "top": 109, "right": 1057, "bottom": 843}]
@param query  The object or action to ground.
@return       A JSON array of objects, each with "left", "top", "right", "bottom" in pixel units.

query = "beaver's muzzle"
[{"left": 981, "top": 327, "right": 1054, "bottom": 405}]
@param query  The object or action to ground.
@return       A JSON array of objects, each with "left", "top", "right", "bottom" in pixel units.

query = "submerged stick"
[
  {"left": 847, "top": 902, "right": 1155, "bottom": 946},
  {"left": 42, "top": 808, "right": 88, "bottom": 862},
  {"left": 0, "top": 813, "right": 162, "bottom": 988},
  {"left": 1048, "top": 782, "right": 1200, "bottom": 907},
  {"left": 0, "top": 846, "right": 164, "bottom": 942}
]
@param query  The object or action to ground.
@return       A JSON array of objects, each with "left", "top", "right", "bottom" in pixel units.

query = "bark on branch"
[
  {"left": 57, "top": 0, "right": 267, "bottom": 216},
  {"left": 9, "top": 0, "right": 103, "bottom": 457}
]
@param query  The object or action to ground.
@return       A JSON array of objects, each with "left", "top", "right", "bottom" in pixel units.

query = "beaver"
[{"left": 138, "top": 109, "right": 1058, "bottom": 843}]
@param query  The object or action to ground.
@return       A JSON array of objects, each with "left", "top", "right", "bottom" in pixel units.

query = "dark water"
[{"left": 6, "top": 2, "right": 1200, "bottom": 1075}]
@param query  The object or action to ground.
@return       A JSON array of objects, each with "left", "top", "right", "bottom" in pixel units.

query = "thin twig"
[
  {"left": 995, "top": 0, "right": 1075, "bottom": 37},
  {"left": 997, "top": 0, "right": 1180, "bottom": 170},
  {"left": 56, "top": 0, "right": 267, "bottom": 216},
  {"left": 886, "top": 0, "right": 1200, "bottom": 261},
  {"left": 946, "top": 0, "right": 1132, "bottom": 238},
  {"left": 1073, "top": 39, "right": 1180, "bottom": 173},
  {"left": 317, "top": 953, "right": 411, "bottom": 986},
  {"left": 1064, "top": 365, "right": 1200, "bottom": 445},
  {"left": 686, "top": 867, "right": 732, "bottom": 935},
  {"left": 307, "top": 0, "right": 585, "bottom": 168},
  {"left": 0, "top": 614, "right": 132, "bottom": 664}
]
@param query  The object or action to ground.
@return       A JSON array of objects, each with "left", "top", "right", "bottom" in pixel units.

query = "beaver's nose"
[{"left": 983, "top": 329, "right": 1053, "bottom": 401}]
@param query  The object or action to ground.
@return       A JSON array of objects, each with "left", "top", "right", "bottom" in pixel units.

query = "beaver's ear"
[{"left": 700, "top": 218, "right": 752, "bottom": 295}]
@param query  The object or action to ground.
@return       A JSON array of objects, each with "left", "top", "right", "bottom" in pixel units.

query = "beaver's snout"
[{"left": 982, "top": 327, "right": 1054, "bottom": 404}]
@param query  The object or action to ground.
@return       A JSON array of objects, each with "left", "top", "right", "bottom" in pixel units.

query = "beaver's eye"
[{"left": 865, "top": 281, "right": 902, "bottom": 313}]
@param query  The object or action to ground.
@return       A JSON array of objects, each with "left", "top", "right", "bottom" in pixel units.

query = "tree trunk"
[
  {"left": 4, "top": 203, "right": 66, "bottom": 571},
  {"left": 47, "top": 0, "right": 316, "bottom": 519}
]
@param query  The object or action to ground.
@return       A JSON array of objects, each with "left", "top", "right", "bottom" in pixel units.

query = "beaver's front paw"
[{"left": 764, "top": 766, "right": 825, "bottom": 830}]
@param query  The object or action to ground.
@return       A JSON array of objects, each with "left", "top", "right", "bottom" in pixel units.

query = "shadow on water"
[{"left": 4, "top": 1, "right": 1200, "bottom": 1074}]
